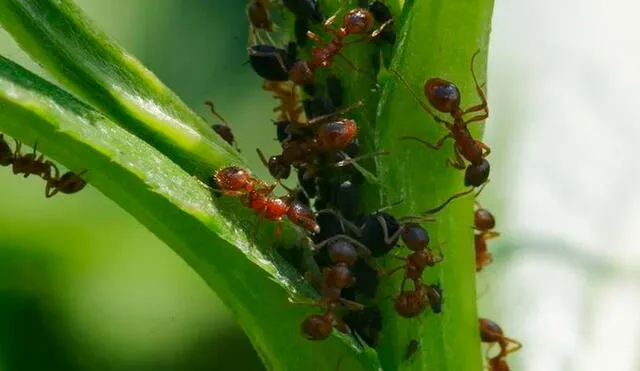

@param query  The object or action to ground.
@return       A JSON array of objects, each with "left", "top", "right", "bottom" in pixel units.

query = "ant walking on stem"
[
  {"left": 204, "top": 101, "right": 240, "bottom": 151},
  {"left": 393, "top": 51, "right": 491, "bottom": 187}
]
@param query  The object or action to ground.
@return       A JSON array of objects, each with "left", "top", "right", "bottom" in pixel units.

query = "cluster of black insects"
[
  {"left": 0, "top": 1, "right": 520, "bottom": 368},
  {"left": 204, "top": 1, "right": 523, "bottom": 369}
]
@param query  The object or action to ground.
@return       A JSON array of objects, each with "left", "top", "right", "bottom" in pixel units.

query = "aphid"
[
  {"left": 342, "top": 306, "right": 382, "bottom": 348},
  {"left": 283, "top": 0, "right": 323, "bottom": 23},
  {"left": 11, "top": 141, "right": 55, "bottom": 179},
  {"left": 404, "top": 339, "right": 420, "bottom": 360},
  {"left": 0, "top": 134, "right": 14, "bottom": 166},
  {"left": 360, "top": 1, "right": 396, "bottom": 44},
  {"left": 246, "top": 0, "right": 276, "bottom": 45},
  {"left": 479, "top": 318, "right": 522, "bottom": 360},
  {"left": 204, "top": 101, "right": 239, "bottom": 151},
  {"left": 474, "top": 196, "right": 499, "bottom": 272},
  {"left": 395, "top": 51, "right": 491, "bottom": 187},
  {"left": 287, "top": 7, "right": 392, "bottom": 86},
  {"left": 248, "top": 43, "right": 297, "bottom": 82},
  {"left": 45, "top": 169, "right": 87, "bottom": 198}
]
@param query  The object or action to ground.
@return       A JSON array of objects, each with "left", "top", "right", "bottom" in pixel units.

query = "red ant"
[
  {"left": 204, "top": 101, "right": 240, "bottom": 151},
  {"left": 298, "top": 238, "right": 364, "bottom": 340},
  {"left": 393, "top": 51, "right": 491, "bottom": 188},
  {"left": 479, "top": 318, "right": 522, "bottom": 370},
  {"left": 256, "top": 102, "right": 365, "bottom": 180},
  {"left": 284, "top": 7, "right": 392, "bottom": 86},
  {"left": 385, "top": 223, "right": 444, "bottom": 292},
  {"left": 211, "top": 166, "right": 320, "bottom": 233},
  {"left": 472, "top": 183, "right": 499, "bottom": 272},
  {"left": 393, "top": 281, "right": 442, "bottom": 318}
]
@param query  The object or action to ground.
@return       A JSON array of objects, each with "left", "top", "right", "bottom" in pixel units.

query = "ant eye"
[{"left": 424, "top": 78, "right": 460, "bottom": 113}]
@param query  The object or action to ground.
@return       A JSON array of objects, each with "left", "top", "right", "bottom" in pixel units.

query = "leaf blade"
[{"left": 0, "top": 55, "right": 379, "bottom": 371}]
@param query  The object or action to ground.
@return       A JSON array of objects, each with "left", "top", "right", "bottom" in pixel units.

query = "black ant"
[
  {"left": 45, "top": 169, "right": 87, "bottom": 198},
  {"left": 11, "top": 140, "right": 55, "bottom": 179},
  {"left": 204, "top": 101, "right": 240, "bottom": 151},
  {"left": 394, "top": 51, "right": 491, "bottom": 187}
]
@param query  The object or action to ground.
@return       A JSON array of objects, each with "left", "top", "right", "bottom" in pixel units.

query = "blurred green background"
[{"left": 0, "top": 1, "right": 278, "bottom": 370}]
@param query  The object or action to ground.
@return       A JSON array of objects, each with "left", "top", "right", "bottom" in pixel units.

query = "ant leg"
[
  {"left": 463, "top": 112, "right": 488, "bottom": 127},
  {"left": 333, "top": 150, "right": 389, "bottom": 168},
  {"left": 400, "top": 134, "right": 452, "bottom": 151},
  {"left": 447, "top": 148, "right": 466, "bottom": 170},
  {"left": 44, "top": 163, "right": 60, "bottom": 198},
  {"left": 305, "top": 100, "right": 364, "bottom": 127},
  {"left": 482, "top": 231, "right": 501, "bottom": 240},
  {"left": 314, "top": 234, "right": 372, "bottom": 257},
  {"left": 463, "top": 50, "right": 489, "bottom": 116},
  {"left": 476, "top": 140, "right": 491, "bottom": 157},
  {"left": 338, "top": 298, "right": 364, "bottom": 311},
  {"left": 421, "top": 187, "right": 475, "bottom": 215},
  {"left": 314, "top": 209, "right": 361, "bottom": 236}
]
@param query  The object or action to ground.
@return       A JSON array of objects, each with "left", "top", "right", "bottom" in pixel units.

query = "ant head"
[
  {"left": 289, "top": 61, "right": 315, "bottom": 86},
  {"left": 328, "top": 240, "right": 358, "bottom": 265},
  {"left": 464, "top": 159, "right": 490, "bottom": 187},
  {"left": 58, "top": 172, "right": 88, "bottom": 194},
  {"left": 301, "top": 313, "right": 334, "bottom": 341},
  {"left": 479, "top": 318, "right": 505, "bottom": 343},
  {"left": 426, "top": 283, "right": 443, "bottom": 314},
  {"left": 267, "top": 155, "right": 291, "bottom": 180},
  {"left": 424, "top": 78, "right": 461, "bottom": 113},
  {"left": 401, "top": 223, "right": 430, "bottom": 251},
  {"left": 474, "top": 208, "right": 496, "bottom": 231},
  {"left": 215, "top": 166, "right": 252, "bottom": 192},
  {"left": 212, "top": 124, "right": 234, "bottom": 146},
  {"left": 317, "top": 119, "right": 358, "bottom": 151},
  {"left": 393, "top": 286, "right": 429, "bottom": 318},
  {"left": 343, "top": 8, "right": 375, "bottom": 35},
  {"left": 287, "top": 201, "right": 320, "bottom": 233}
]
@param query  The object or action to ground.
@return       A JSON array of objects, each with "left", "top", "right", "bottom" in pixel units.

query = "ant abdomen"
[
  {"left": 464, "top": 159, "right": 490, "bottom": 187},
  {"left": 327, "top": 240, "right": 358, "bottom": 265},
  {"left": 424, "top": 78, "right": 461, "bottom": 114},
  {"left": 286, "top": 201, "right": 320, "bottom": 233},
  {"left": 317, "top": 120, "right": 358, "bottom": 151},
  {"left": 301, "top": 313, "right": 334, "bottom": 341},
  {"left": 475, "top": 208, "right": 496, "bottom": 230},
  {"left": 400, "top": 223, "right": 430, "bottom": 251}
]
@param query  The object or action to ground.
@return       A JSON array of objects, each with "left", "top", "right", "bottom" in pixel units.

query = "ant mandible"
[{"left": 394, "top": 51, "right": 491, "bottom": 188}]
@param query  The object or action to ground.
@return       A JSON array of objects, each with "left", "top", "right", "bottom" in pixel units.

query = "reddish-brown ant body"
[
  {"left": 393, "top": 282, "right": 442, "bottom": 318},
  {"left": 211, "top": 166, "right": 320, "bottom": 233},
  {"left": 300, "top": 239, "right": 365, "bottom": 340},
  {"left": 474, "top": 202, "right": 499, "bottom": 272},
  {"left": 287, "top": 8, "right": 391, "bottom": 86},
  {"left": 396, "top": 51, "right": 491, "bottom": 187},
  {"left": 479, "top": 318, "right": 522, "bottom": 368}
]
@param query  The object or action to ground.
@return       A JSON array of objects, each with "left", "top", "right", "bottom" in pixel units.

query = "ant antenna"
[
  {"left": 421, "top": 187, "right": 475, "bottom": 215},
  {"left": 205, "top": 100, "right": 231, "bottom": 127}
]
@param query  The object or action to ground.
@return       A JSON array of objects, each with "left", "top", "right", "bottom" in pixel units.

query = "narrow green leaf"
[
  {"left": 0, "top": 0, "right": 240, "bottom": 178},
  {"left": 371, "top": 0, "right": 494, "bottom": 370},
  {"left": 0, "top": 55, "right": 380, "bottom": 371}
]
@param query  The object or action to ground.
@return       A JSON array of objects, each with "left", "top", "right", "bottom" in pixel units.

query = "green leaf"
[
  {"left": 0, "top": 55, "right": 380, "bottom": 371},
  {"left": 0, "top": 0, "right": 240, "bottom": 179}
]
